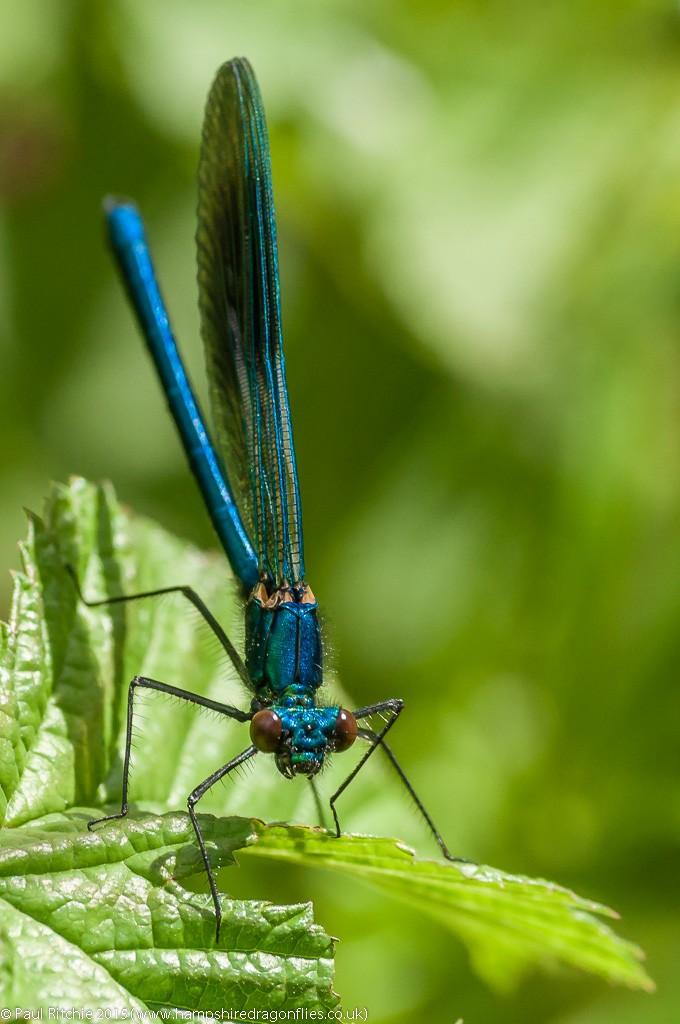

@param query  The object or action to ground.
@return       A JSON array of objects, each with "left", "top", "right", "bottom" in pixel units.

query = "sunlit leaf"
[{"left": 0, "top": 479, "right": 654, "bottom": 1008}]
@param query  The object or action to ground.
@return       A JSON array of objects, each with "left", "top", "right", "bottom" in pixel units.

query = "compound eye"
[
  {"left": 332, "top": 708, "right": 358, "bottom": 752},
  {"left": 250, "top": 709, "right": 282, "bottom": 753}
]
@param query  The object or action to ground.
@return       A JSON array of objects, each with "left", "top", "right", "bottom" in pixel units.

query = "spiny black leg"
[
  {"left": 352, "top": 697, "right": 404, "bottom": 721},
  {"left": 356, "top": 727, "right": 468, "bottom": 863},
  {"left": 65, "top": 565, "right": 249, "bottom": 686},
  {"left": 187, "top": 745, "right": 258, "bottom": 942},
  {"left": 87, "top": 675, "right": 252, "bottom": 831},
  {"left": 87, "top": 674, "right": 137, "bottom": 829},
  {"left": 330, "top": 697, "right": 468, "bottom": 864},
  {"left": 328, "top": 700, "right": 404, "bottom": 840}
]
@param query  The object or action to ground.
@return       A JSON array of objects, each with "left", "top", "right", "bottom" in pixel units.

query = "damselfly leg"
[
  {"left": 330, "top": 699, "right": 468, "bottom": 863},
  {"left": 69, "top": 568, "right": 256, "bottom": 939}
]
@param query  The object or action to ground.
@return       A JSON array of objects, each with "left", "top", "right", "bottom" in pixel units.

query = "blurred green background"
[{"left": 1, "top": 0, "right": 679, "bottom": 1019}]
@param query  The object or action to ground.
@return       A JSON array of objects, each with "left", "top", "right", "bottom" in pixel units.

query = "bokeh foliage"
[{"left": 0, "top": 0, "right": 678, "bottom": 1020}]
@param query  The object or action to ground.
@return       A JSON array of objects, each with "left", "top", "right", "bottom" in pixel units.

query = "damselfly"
[{"left": 83, "top": 58, "right": 459, "bottom": 941}]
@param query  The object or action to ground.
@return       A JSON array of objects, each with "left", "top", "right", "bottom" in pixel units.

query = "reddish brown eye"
[
  {"left": 333, "top": 708, "right": 357, "bottom": 752},
  {"left": 250, "top": 709, "right": 282, "bottom": 753}
]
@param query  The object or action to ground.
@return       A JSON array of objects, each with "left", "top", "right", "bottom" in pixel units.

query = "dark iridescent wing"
[{"left": 196, "top": 58, "right": 304, "bottom": 588}]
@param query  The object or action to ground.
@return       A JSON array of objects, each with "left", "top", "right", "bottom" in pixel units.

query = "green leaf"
[
  {"left": 0, "top": 810, "right": 335, "bottom": 1011},
  {"left": 0, "top": 894, "right": 149, "bottom": 1012},
  {"left": 0, "top": 479, "right": 338, "bottom": 1012},
  {"left": 243, "top": 824, "right": 654, "bottom": 994},
  {"left": 0, "top": 478, "right": 654, "bottom": 1009}
]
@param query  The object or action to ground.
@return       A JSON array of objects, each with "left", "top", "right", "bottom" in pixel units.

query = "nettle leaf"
[
  {"left": 0, "top": 811, "right": 334, "bottom": 1011},
  {"left": 0, "top": 478, "right": 653, "bottom": 1010},
  {"left": 244, "top": 825, "right": 653, "bottom": 993},
  {"left": 0, "top": 479, "right": 337, "bottom": 1012}
]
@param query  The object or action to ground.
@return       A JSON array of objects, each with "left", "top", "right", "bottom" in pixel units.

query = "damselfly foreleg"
[
  {"left": 330, "top": 698, "right": 468, "bottom": 862},
  {"left": 187, "top": 745, "right": 258, "bottom": 941},
  {"left": 65, "top": 565, "right": 249, "bottom": 685},
  {"left": 87, "top": 675, "right": 251, "bottom": 829}
]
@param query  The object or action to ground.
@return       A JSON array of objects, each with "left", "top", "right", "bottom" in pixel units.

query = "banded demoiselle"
[{"left": 82, "top": 58, "right": 460, "bottom": 941}]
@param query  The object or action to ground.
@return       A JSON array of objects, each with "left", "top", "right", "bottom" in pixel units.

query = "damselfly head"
[{"left": 250, "top": 703, "right": 358, "bottom": 777}]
